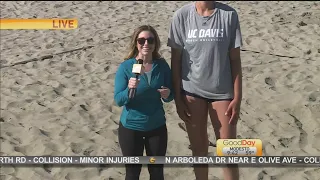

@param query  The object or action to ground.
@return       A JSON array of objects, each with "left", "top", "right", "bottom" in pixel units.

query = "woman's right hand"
[{"left": 128, "top": 77, "right": 140, "bottom": 89}]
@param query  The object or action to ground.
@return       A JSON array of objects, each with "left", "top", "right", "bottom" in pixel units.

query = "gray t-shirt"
[{"left": 167, "top": 2, "right": 243, "bottom": 99}]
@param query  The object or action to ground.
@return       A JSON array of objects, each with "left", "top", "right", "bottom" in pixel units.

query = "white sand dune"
[{"left": 1, "top": 1, "right": 319, "bottom": 180}]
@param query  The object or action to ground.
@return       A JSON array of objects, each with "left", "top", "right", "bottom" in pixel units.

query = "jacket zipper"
[
  {"left": 141, "top": 73, "right": 150, "bottom": 121},
  {"left": 142, "top": 62, "right": 157, "bottom": 122}
]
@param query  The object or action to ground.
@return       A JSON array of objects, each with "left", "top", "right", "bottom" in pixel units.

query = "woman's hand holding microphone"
[{"left": 128, "top": 77, "right": 140, "bottom": 89}]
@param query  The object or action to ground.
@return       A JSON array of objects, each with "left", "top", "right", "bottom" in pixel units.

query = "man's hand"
[
  {"left": 175, "top": 97, "right": 191, "bottom": 123},
  {"left": 225, "top": 99, "right": 241, "bottom": 125}
]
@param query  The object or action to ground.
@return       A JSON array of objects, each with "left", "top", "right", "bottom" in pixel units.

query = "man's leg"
[
  {"left": 209, "top": 101, "right": 239, "bottom": 180},
  {"left": 183, "top": 94, "right": 209, "bottom": 180}
]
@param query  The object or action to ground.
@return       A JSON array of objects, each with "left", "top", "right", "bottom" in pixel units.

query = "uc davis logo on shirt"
[
  {"left": 186, "top": 28, "right": 224, "bottom": 42},
  {"left": 216, "top": 139, "right": 263, "bottom": 156}
]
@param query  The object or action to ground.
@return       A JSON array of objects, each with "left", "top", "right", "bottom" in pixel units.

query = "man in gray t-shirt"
[
  {"left": 168, "top": 2, "right": 242, "bottom": 99},
  {"left": 168, "top": 1, "right": 243, "bottom": 180}
]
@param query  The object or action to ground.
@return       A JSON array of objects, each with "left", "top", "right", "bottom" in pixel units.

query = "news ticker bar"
[
  {"left": 0, "top": 19, "right": 78, "bottom": 29},
  {"left": 0, "top": 156, "right": 319, "bottom": 166}
]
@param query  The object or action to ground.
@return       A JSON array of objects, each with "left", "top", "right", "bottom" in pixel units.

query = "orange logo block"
[
  {"left": 216, "top": 139, "right": 263, "bottom": 156},
  {"left": 0, "top": 19, "right": 78, "bottom": 30}
]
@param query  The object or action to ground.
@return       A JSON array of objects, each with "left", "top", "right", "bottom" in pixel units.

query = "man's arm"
[
  {"left": 229, "top": 47, "right": 242, "bottom": 102},
  {"left": 162, "top": 60, "right": 174, "bottom": 102},
  {"left": 171, "top": 48, "right": 182, "bottom": 101}
]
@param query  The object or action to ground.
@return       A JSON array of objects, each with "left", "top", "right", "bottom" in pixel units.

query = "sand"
[{"left": 1, "top": 1, "right": 319, "bottom": 180}]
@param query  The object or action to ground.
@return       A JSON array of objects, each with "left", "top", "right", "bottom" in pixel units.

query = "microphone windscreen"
[{"left": 132, "top": 64, "right": 143, "bottom": 74}]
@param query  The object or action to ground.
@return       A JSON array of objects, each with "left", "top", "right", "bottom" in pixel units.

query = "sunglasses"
[{"left": 137, "top": 37, "right": 155, "bottom": 45}]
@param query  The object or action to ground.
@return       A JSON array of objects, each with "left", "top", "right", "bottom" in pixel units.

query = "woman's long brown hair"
[{"left": 124, "top": 25, "right": 162, "bottom": 60}]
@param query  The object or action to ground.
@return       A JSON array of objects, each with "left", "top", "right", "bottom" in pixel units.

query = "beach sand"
[{"left": 1, "top": 1, "right": 319, "bottom": 180}]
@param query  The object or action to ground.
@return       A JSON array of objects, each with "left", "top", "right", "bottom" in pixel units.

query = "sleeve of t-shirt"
[
  {"left": 167, "top": 11, "right": 184, "bottom": 49},
  {"left": 229, "top": 11, "right": 243, "bottom": 50}
]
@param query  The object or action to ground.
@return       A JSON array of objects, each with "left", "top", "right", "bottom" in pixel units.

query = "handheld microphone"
[{"left": 128, "top": 59, "right": 143, "bottom": 99}]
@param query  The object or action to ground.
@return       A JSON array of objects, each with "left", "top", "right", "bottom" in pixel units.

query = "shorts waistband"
[{"left": 181, "top": 89, "right": 233, "bottom": 103}]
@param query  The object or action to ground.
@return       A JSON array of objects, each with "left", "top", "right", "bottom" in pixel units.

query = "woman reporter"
[{"left": 114, "top": 25, "right": 174, "bottom": 180}]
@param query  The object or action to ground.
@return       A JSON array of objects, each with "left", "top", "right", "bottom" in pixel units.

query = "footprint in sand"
[
  {"left": 83, "top": 147, "right": 94, "bottom": 156},
  {"left": 265, "top": 77, "right": 276, "bottom": 90},
  {"left": 103, "top": 66, "right": 110, "bottom": 72},
  {"left": 308, "top": 92, "right": 318, "bottom": 102},
  {"left": 12, "top": 137, "right": 22, "bottom": 145},
  {"left": 70, "top": 142, "right": 82, "bottom": 154},
  {"left": 25, "top": 99, "right": 33, "bottom": 103},
  {"left": 298, "top": 21, "right": 307, "bottom": 27},
  {"left": 313, "top": 133, "right": 320, "bottom": 150},
  {"left": 6, "top": 101, "right": 23, "bottom": 111},
  {"left": 112, "top": 119, "right": 119, "bottom": 125},
  {"left": 112, "top": 128, "right": 118, "bottom": 136},
  {"left": 43, "top": 164, "right": 52, "bottom": 174},
  {"left": 6, "top": 132, "right": 13, "bottom": 137},
  {"left": 87, "top": 53, "right": 94, "bottom": 59},
  {"left": 0, "top": 167, "right": 15, "bottom": 175},
  {"left": 80, "top": 79, "right": 86, "bottom": 85},
  {"left": 78, "top": 89, "right": 86, "bottom": 95},
  {"left": 257, "top": 170, "right": 268, "bottom": 180},
  {"left": 78, "top": 110, "right": 89, "bottom": 120},
  {"left": 66, "top": 61, "right": 76, "bottom": 67},
  {"left": 44, "top": 142, "right": 61, "bottom": 152},
  {"left": 285, "top": 70, "right": 297, "bottom": 80},
  {"left": 45, "top": 44, "right": 54, "bottom": 49},
  {"left": 79, "top": 104, "right": 88, "bottom": 111},
  {"left": 40, "top": 108, "right": 54, "bottom": 114},
  {"left": 107, "top": 74, "right": 115, "bottom": 80},
  {"left": 84, "top": 64, "right": 92, "bottom": 72},
  {"left": 301, "top": 12, "right": 312, "bottom": 17},
  {"left": 245, "top": 38, "right": 251, "bottom": 45},
  {"left": 278, "top": 137, "right": 293, "bottom": 148},
  {"left": 264, "top": 77, "right": 274, "bottom": 86},
  {"left": 289, "top": 113, "right": 308, "bottom": 149},
  {"left": 14, "top": 146, "right": 26, "bottom": 154},
  {"left": 0, "top": 60, "right": 8, "bottom": 66}
]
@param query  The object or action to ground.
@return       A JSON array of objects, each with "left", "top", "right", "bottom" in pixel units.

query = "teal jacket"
[{"left": 114, "top": 58, "right": 174, "bottom": 131}]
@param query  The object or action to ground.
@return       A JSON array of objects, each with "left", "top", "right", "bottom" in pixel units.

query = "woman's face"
[{"left": 136, "top": 30, "right": 155, "bottom": 56}]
